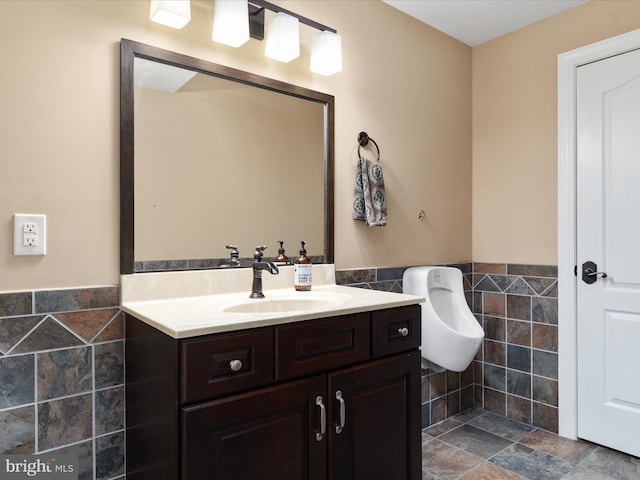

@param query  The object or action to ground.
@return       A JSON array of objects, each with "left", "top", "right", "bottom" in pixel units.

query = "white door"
[{"left": 576, "top": 47, "right": 640, "bottom": 457}]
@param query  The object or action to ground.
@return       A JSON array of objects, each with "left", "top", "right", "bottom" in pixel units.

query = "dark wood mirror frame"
[{"left": 120, "top": 39, "right": 334, "bottom": 274}]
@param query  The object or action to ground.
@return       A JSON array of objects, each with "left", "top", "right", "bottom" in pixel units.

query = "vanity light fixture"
[
  {"left": 212, "top": 0, "right": 250, "bottom": 47},
  {"left": 148, "top": 0, "right": 342, "bottom": 75},
  {"left": 149, "top": 0, "right": 191, "bottom": 29},
  {"left": 215, "top": 0, "right": 342, "bottom": 75},
  {"left": 310, "top": 30, "right": 343, "bottom": 76},
  {"left": 264, "top": 12, "right": 300, "bottom": 63}
]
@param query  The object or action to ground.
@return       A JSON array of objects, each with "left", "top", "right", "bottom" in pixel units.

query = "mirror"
[{"left": 120, "top": 39, "right": 334, "bottom": 274}]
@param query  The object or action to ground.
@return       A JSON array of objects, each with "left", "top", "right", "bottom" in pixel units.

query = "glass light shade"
[
  {"left": 265, "top": 13, "right": 300, "bottom": 63},
  {"left": 212, "top": 0, "right": 249, "bottom": 48},
  {"left": 149, "top": 0, "right": 191, "bottom": 29},
  {"left": 310, "top": 31, "right": 342, "bottom": 76}
]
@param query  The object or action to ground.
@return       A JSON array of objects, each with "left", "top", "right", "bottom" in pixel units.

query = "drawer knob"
[
  {"left": 229, "top": 359, "right": 243, "bottom": 372},
  {"left": 398, "top": 327, "right": 409, "bottom": 337}
]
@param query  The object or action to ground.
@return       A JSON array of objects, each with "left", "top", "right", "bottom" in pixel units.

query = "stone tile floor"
[{"left": 422, "top": 409, "right": 640, "bottom": 479}]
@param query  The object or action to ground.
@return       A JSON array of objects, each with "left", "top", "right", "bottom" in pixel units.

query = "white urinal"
[{"left": 403, "top": 266, "right": 484, "bottom": 372}]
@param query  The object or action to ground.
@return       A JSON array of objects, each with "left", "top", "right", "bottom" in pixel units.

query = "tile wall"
[
  {"left": 0, "top": 287, "right": 124, "bottom": 480},
  {"left": 470, "top": 263, "right": 559, "bottom": 433}
]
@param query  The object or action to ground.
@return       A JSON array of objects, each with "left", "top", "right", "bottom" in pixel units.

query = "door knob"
[{"left": 582, "top": 261, "right": 608, "bottom": 284}]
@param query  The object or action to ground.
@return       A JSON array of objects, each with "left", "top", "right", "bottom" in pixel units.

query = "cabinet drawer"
[
  {"left": 276, "top": 313, "right": 370, "bottom": 380},
  {"left": 181, "top": 329, "right": 273, "bottom": 403},
  {"left": 372, "top": 305, "right": 420, "bottom": 358}
]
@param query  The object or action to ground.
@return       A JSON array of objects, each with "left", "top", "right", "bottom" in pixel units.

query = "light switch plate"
[{"left": 14, "top": 214, "right": 46, "bottom": 256}]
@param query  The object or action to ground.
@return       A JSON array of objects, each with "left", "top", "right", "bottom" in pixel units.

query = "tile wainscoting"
[
  {"left": 0, "top": 262, "right": 558, "bottom": 480},
  {"left": 336, "top": 262, "right": 559, "bottom": 433},
  {"left": 0, "top": 287, "right": 124, "bottom": 480},
  {"left": 471, "top": 263, "right": 558, "bottom": 432}
]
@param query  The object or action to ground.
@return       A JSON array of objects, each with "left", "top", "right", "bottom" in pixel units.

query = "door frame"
[{"left": 558, "top": 27, "right": 640, "bottom": 440}]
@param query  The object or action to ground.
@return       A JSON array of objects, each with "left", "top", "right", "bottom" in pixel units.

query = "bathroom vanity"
[
  {"left": 122, "top": 266, "right": 423, "bottom": 480},
  {"left": 120, "top": 40, "right": 423, "bottom": 480}
]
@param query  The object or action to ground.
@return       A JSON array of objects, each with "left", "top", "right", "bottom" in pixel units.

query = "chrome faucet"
[{"left": 250, "top": 245, "right": 279, "bottom": 298}]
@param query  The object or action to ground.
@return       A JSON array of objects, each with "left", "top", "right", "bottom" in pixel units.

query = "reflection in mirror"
[
  {"left": 120, "top": 39, "right": 334, "bottom": 274},
  {"left": 135, "top": 60, "right": 325, "bottom": 266}
]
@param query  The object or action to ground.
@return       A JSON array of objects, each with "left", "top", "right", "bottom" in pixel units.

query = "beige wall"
[
  {"left": 472, "top": 0, "right": 640, "bottom": 265},
  {"left": 0, "top": 0, "right": 472, "bottom": 291},
  {"left": 4, "top": 0, "right": 640, "bottom": 292}
]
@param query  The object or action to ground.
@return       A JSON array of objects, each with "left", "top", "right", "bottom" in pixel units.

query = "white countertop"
[{"left": 121, "top": 265, "right": 423, "bottom": 339}]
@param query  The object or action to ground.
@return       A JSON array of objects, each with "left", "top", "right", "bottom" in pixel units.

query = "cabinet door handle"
[
  {"left": 229, "top": 359, "right": 243, "bottom": 372},
  {"left": 398, "top": 327, "right": 409, "bottom": 337},
  {"left": 315, "top": 396, "right": 326, "bottom": 441},
  {"left": 335, "top": 390, "right": 345, "bottom": 434}
]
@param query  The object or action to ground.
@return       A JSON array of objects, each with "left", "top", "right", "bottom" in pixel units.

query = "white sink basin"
[{"left": 222, "top": 293, "right": 349, "bottom": 314}]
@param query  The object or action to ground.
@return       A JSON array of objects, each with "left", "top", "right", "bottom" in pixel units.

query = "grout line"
[
  {"left": 89, "top": 311, "right": 122, "bottom": 344},
  {"left": 34, "top": 354, "right": 39, "bottom": 453},
  {"left": 92, "top": 343, "right": 97, "bottom": 480},
  {"left": 48, "top": 315, "right": 90, "bottom": 345},
  {"left": 0, "top": 402, "right": 36, "bottom": 413},
  {"left": 5, "top": 316, "right": 49, "bottom": 356},
  {"left": 122, "top": 331, "right": 127, "bottom": 478},
  {"left": 36, "top": 390, "right": 94, "bottom": 406},
  {"left": 36, "top": 437, "right": 93, "bottom": 454}
]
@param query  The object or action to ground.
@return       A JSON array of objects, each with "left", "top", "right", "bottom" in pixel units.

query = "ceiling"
[{"left": 383, "top": 0, "right": 589, "bottom": 47}]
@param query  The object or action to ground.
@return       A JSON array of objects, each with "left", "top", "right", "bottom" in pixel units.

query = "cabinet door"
[
  {"left": 182, "top": 376, "right": 327, "bottom": 480},
  {"left": 328, "top": 351, "right": 421, "bottom": 480}
]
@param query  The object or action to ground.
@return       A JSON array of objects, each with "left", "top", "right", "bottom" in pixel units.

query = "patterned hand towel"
[{"left": 353, "top": 156, "right": 387, "bottom": 226}]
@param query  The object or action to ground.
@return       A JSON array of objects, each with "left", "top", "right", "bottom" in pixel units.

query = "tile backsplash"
[
  {"left": 0, "top": 287, "right": 124, "bottom": 480},
  {"left": 0, "top": 261, "right": 558, "bottom": 480}
]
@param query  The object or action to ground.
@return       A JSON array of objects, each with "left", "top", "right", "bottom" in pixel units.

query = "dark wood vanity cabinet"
[
  {"left": 126, "top": 305, "right": 421, "bottom": 480},
  {"left": 182, "top": 374, "right": 327, "bottom": 480}
]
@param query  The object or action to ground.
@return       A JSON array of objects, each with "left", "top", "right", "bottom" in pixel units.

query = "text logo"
[{"left": 0, "top": 455, "right": 77, "bottom": 480}]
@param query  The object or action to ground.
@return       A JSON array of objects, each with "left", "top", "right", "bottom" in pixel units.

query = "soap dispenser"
[
  {"left": 273, "top": 241, "right": 290, "bottom": 266},
  {"left": 294, "top": 241, "right": 312, "bottom": 291}
]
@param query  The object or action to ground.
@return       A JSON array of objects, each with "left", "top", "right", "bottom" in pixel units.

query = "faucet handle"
[
  {"left": 253, "top": 245, "right": 267, "bottom": 262},
  {"left": 226, "top": 244, "right": 240, "bottom": 261}
]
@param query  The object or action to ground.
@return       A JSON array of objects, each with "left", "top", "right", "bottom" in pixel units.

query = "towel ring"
[{"left": 358, "top": 131, "right": 380, "bottom": 160}]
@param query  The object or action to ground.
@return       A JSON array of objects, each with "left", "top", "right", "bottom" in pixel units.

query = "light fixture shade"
[
  {"left": 310, "top": 31, "right": 342, "bottom": 76},
  {"left": 212, "top": 0, "right": 250, "bottom": 48},
  {"left": 149, "top": 0, "right": 191, "bottom": 29},
  {"left": 265, "top": 12, "right": 300, "bottom": 63}
]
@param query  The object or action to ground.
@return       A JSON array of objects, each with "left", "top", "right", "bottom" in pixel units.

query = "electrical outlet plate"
[{"left": 14, "top": 214, "right": 46, "bottom": 256}]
